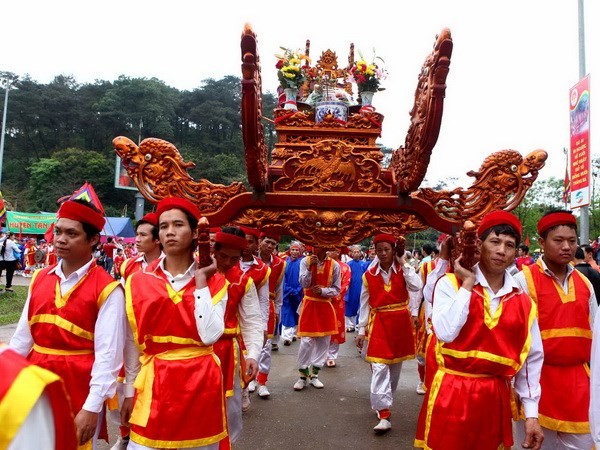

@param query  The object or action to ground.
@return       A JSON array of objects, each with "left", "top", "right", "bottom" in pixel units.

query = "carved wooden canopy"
[{"left": 113, "top": 25, "right": 547, "bottom": 247}]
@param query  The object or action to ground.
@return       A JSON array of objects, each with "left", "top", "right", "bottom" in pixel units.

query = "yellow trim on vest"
[
  {"left": 423, "top": 369, "right": 445, "bottom": 447},
  {"left": 256, "top": 266, "right": 271, "bottom": 289},
  {"left": 125, "top": 276, "right": 143, "bottom": 352},
  {"left": 29, "top": 269, "right": 41, "bottom": 296},
  {"left": 439, "top": 347, "right": 520, "bottom": 371},
  {"left": 54, "top": 270, "right": 91, "bottom": 309},
  {"left": 33, "top": 343, "right": 94, "bottom": 356},
  {"left": 130, "top": 428, "right": 228, "bottom": 449},
  {"left": 524, "top": 261, "right": 578, "bottom": 304},
  {"left": 540, "top": 327, "right": 593, "bottom": 340},
  {"left": 30, "top": 313, "right": 95, "bottom": 341},
  {"left": 129, "top": 346, "right": 215, "bottom": 428},
  {"left": 440, "top": 367, "right": 493, "bottom": 378},
  {"left": 244, "top": 277, "right": 253, "bottom": 294},
  {"left": 518, "top": 299, "right": 537, "bottom": 369},
  {"left": 98, "top": 281, "right": 120, "bottom": 308},
  {"left": 277, "top": 261, "right": 286, "bottom": 286},
  {"left": 480, "top": 288, "right": 503, "bottom": 330},
  {"left": 166, "top": 282, "right": 185, "bottom": 305},
  {"left": 223, "top": 326, "right": 240, "bottom": 335},
  {"left": 150, "top": 335, "right": 202, "bottom": 346},
  {"left": 366, "top": 353, "right": 415, "bottom": 365},
  {"left": 0, "top": 363, "right": 60, "bottom": 448},
  {"left": 212, "top": 281, "right": 229, "bottom": 306},
  {"left": 362, "top": 273, "right": 369, "bottom": 289},
  {"left": 538, "top": 413, "right": 590, "bottom": 434}
]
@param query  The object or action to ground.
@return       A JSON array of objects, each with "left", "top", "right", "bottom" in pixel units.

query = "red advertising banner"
[{"left": 569, "top": 75, "right": 591, "bottom": 208}]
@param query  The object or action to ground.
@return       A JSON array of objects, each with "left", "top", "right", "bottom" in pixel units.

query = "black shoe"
[
  {"left": 271, "top": 343, "right": 279, "bottom": 351},
  {"left": 283, "top": 340, "right": 291, "bottom": 346}
]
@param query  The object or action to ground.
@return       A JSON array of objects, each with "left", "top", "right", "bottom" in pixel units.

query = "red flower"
[{"left": 276, "top": 60, "right": 284, "bottom": 69}]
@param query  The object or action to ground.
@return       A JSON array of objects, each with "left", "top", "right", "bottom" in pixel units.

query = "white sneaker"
[
  {"left": 241, "top": 388, "right": 251, "bottom": 412},
  {"left": 257, "top": 384, "right": 270, "bottom": 398},
  {"left": 110, "top": 436, "right": 130, "bottom": 449},
  {"left": 248, "top": 380, "right": 257, "bottom": 393},
  {"left": 293, "top": 378, "right": 307, "bottom": 391},
  {"left": 416, "top": 381, "right": 426, "bottom": 395},
  {"left": 373, "top": 418, "right": 392, "bottom": 433},
  {"left": 309, "top": 376, "right": 324, "bottom": 389}
]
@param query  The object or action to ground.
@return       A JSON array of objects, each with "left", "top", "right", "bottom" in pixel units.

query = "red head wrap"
[
  {"left": 240, "top": 226, "right": 261, "bottom": 240},
  {"left": 140, "top": 212, "right": 158, "bottom": 227},
  {"left": 289, "top": 241, "right": 303, "bottom": 250},
  {"left": 477, "top": 210, "right": 522, "bottom": 239},
  {"left": 259, "top": 231, "right": 281, "bottom": 241},
  {"left": 215, "top": 232, "right": 248, "bottom": 250},
  {"left": 373, "top": 233, "right": 396, "bottom": 246},
  {"left": 57, "top": 200, "right": 105, "bottom": 232},
  {"left": 537, "top": 212, "right": 577, "bottom": 235},
  {"left": 156, "top": 197, "right": 201, "bottom": 221}
]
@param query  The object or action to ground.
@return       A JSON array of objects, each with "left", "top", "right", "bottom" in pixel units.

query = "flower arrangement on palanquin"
[{"left": 113, "top": 25, "right": 548, "bottom": 249}]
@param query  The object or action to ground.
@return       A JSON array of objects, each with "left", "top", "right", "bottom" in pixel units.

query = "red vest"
[
  {"left": 120, "top": 256, "right": 144, "bottom": 280},
  {"left": 265, "top": 255, "right": 285, "bottom": 336},
  {"left": 363, "top": 263, "right": 414, "bottom": 363},
  {"left": 27, "top": 263, "right": 120, "bottom": 419},
  {"left": 415, "top": 273, "right": 535, "bottom": 450},
  {"left": 214, "top": 266, "right": 253, "bottom": 396},
  {"left": 0, "top": 346, "right": 77, "bottom": 449},
  {"left": 126, "top": 266, "right": 228, "bottom": 446},
  {"left": 298, "top": 258, "right": 337, "bottom": 337},
  {"left": 522, "top": 261, "right": 592, "bottom": 433},
  {"left": 330, "top": 261, "right": 350, "bottom": 344}
]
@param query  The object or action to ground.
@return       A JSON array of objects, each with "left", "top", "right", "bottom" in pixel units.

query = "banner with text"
[
  {"left": 6, "top": 211, "right": 56, "bottom": 234},
  {"left": 569, "top": 75, "right": 591, "bottom": 208}
]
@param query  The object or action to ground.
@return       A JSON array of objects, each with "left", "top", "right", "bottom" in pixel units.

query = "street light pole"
[
  {"left": 0, "top": 82, "right": 10, "bottom": 188},
  {"left": 577, "top": 0, "right": 589, "bottom": 244}
]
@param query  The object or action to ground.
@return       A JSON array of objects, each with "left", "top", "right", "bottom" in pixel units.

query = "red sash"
[{"left": 522, "top": 261, "right": 592, "bottom": 432}]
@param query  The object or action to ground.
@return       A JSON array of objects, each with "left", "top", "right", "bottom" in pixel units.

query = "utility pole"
[
  {"left": 577, "top": 0, "right": 589, "bottom": 244},
  {"left": 0, "top": 80, "right": 11, "bottom": 187}
]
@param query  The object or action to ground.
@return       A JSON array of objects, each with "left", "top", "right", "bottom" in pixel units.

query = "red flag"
[
  {"left": 525, "top": 235, "right": 530, "bottom": 247},
  {"left": 563, "top": 166, "right": 571, "bottom": 205},
  {"left": 0, "top": 191, "right": 5, "bottom": 225},
  {"left": 57, "top": 182, "right": 105, "bottom": 215},
  {"left": 44, "top": 223, "right": 55, "bottom": 244}
]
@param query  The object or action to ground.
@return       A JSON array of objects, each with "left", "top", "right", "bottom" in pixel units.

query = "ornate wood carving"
[
  {"left": 113, "top": 25, "right": 548, "bottom": 249},
  {"left": 390, "top": 28, "right": 453, "bottom": 193}
]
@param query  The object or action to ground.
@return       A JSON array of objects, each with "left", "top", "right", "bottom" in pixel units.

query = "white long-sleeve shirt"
[
  {"left": 357, "top": 261, "right": 423, "bottom": 335},
  {"left": 259, "top": 253, "right": 285, "bottom": 317},
  {"left": 240, "top": 257, "right": 270, "bottom": 331},
  {"left": 590, "top": 311, "right": 600, "bottom": 444},
  {"left": 10, "top": 258, "right": 126, "bottom": 413},
  {"left": 299, "top": 257, "right": 341, "bottom": 298},
  {"left": 432, "top": 264, "right": 543, "bottom": 418},
  {"left": 236, "top": 280, "right": 264, "bottom": 361}
]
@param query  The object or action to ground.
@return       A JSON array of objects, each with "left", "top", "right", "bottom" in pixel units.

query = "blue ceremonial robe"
[
  {"left": 281, "top": 256, "right": 304, "bottom": 328},
  {"left": 346, "top": 259, "right": 369, "bottom": 318}
]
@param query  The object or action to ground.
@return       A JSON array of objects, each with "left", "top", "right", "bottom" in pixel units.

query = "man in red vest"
[
  {"left": 10, "top": 199, "right": 126, "bottom": 448},
  {"left": 355, "top": 234, "right": 422, "bottom": 433},
  {"left": 294, "top": 246, "right": 341, "bottom": 390},
  {"left": 0, "top": 344, "right": 78, "bottom": 449},
  {"left": 414, "top": 210, "right": 544, "bottom": 450},
  {"left": 120, "top": 197, "right": 230, "bottom": 449},
  {"left": 249, "top": 231, "right": 286, "bottom": 398},
  {"left": 212, "top": 226, "right": 263, "bottom": 446},
  {"left": 514, "top": 210, "right": 596, "bottom": 449}
]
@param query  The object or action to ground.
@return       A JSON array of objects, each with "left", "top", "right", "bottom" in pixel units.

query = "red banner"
[{"left": 569, "top": 75, "right": 591, "bottom": 208}]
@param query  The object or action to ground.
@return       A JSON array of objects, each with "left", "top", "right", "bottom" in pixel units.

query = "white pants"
[
  {"left": 514, "top": 421, "right": 593, "bottom": 449},
  {"left": 327, "top": 342, "right": 339, "bottom": 361},
  {"left": 370, "top": 362, "right": 403, "bottom": 412},
  {"left": 281, "top": 325, "right": 297, "bottom": 342},
  {"left": 227, "top": 354, "right": 244, "bottom": 443},
  {"left": 297, "top": 336, "right": 331, "bottom": 370},
  {"left": 345, "top": 316, "right": 357, "bottom": 329},
  {"left": 257, "top": 338, "right": 272, "bottom": 376}
]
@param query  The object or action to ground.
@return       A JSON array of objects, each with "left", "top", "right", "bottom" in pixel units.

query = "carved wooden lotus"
[{"left": 113, "top": 25, "right": 547, "bottom": 247}]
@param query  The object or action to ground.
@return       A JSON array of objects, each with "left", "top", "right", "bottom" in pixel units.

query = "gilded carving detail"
[{"left": 273, "top": 140, "right": 391, "bottom": 193}]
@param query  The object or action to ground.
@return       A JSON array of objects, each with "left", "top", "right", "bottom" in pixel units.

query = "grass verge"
[{"left": 0, "top": 286, "right": 28, "bottom": 326}]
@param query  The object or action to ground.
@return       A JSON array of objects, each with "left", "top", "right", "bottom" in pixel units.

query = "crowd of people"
[{"left": 3, "top": 198, "right": 600, "bottom": 449}]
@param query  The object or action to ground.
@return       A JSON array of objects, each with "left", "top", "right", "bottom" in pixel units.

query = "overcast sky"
[{"left": 3, "top": 0, "right": 598, "bottom": 188}]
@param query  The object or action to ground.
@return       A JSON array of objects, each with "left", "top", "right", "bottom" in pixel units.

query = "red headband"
[
  {"left": 156, "top": 197, "right": 201, "bottom": 221},
  {"left": 240, "top": 226, "right": 261, "bottom": 240},
  {"left": 373, "top": 233, "right": 396, "bottom": 246},
  {"left": 215, "top": 232, "right": 248, "bottom": 250},
  {"left": 140, "top": 212, "right": 158, "bottom": 227},
  {"left": 57, "top": 201, "right": 105, "bottom": 232},
  {"left": 537, "top": 212, "right": 577, "bottom": 235},
  {"left": 477, "top": 210, "right": 522, "bottom": 238}
]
